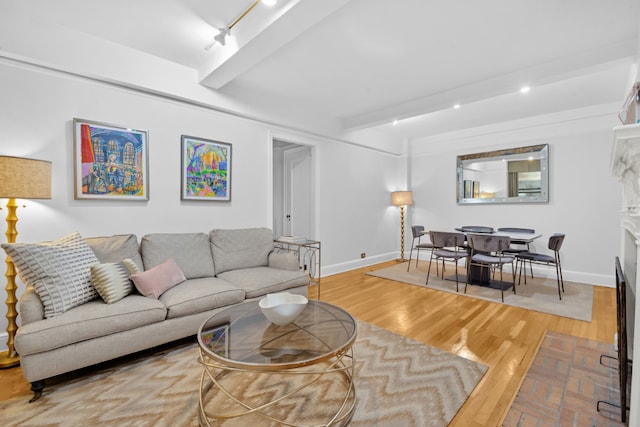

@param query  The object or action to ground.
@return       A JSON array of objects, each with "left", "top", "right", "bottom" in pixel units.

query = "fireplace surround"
[{"left": 611, "top": 122, "right": 640, "bottom": 424}]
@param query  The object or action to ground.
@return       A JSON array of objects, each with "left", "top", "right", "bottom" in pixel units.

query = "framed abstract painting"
[
  {"left": 181, "top": 135, "right": 232, "bottom": 201},
  {"left": 73, "top": 118, "right": 149, "bottom": 200}
]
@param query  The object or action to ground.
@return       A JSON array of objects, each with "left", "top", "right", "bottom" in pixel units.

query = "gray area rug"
[
  {"left": 367, "top": 262, "right": 593, "bottom": 321},
  {"left": 1, "top": 320, "right": 487, "bottom": 427}
]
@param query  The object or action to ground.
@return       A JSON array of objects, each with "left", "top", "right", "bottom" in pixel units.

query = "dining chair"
[
  {"left": 426, "top": 231, "right": 467, "bottom": 291},
  {"left": 465, "top": 233, "right": 515, "bottom": 302},
  {"left": 516, "top": 233, "right": 566, "bottom": 300},
  {"left": 498, "top": 227, "right": 535, "bottom": 278},
  {"left": 407, "top": 225, "right": 435, "bottom": 272}
]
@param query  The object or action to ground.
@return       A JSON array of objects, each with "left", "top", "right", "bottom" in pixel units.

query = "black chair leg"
[{"left": 426, "top": 255, "right": 434, "bottom": 286}]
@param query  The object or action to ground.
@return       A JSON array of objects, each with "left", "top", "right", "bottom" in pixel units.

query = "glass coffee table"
[{"left": 197, "top": 299, "right": 357, "bottom": 426}]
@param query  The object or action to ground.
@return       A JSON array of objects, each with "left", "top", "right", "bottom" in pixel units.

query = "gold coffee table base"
[{"left": 198, "top": 346, "right": 356, "bottom": 427}]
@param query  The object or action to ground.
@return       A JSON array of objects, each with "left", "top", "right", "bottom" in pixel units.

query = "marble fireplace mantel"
[
  {"left": 611, "top": 122, "right": 640, "bottom": 426},
  {"left": 612, "top": 123, "right": 640, "bottom": 212}
]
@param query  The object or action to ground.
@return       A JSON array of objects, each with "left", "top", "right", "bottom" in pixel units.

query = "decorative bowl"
[{"left": 259, "top": 292, "right": 308, "bottom": 325}]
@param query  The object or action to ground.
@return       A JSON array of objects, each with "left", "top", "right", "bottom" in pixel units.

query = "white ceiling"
[{"left": 1, "top": 0, "right": 639, "bottom": 145}]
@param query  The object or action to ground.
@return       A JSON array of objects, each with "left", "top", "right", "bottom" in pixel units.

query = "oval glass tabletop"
[{"left": 198, "top": 299, "right": 357, "bottom": 369}]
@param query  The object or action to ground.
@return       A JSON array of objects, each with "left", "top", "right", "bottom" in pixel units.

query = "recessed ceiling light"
[
  {"left": 392, "top": 119, "right": 399, "bottom": 126},
  {"left": 520, "top": 86, "right": 531, "bottom": 94},
  {"left": 262, "top": 0, "right": 277, "bottom": 5},
  {"left": 453, "top": 104, "right": 461, "bottom": 109}
]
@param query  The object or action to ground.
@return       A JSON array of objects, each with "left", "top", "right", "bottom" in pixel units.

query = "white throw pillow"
[{"left": 1, "top": 232, "right": 100, "bottom": 318}]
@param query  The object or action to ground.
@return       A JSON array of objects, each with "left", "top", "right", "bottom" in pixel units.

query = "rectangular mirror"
[{"left": 457, "top": 144, "right": 549, "bottom": 204}]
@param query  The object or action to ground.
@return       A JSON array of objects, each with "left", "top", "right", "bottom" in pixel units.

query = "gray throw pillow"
[{"left": 1, "top": 232, "right": 99, "bottom": 318}]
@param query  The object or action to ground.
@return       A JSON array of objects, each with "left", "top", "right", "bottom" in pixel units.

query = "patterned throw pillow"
[
  {"left": 1, "top": 232, "right": 100, "bottom": 318},
  {"left": 90, "top": 258, "right": 140, "bottom": 304}
]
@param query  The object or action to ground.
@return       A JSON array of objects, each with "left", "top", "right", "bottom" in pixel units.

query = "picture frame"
[
  {"left": 181, "top": 135, "right": 232, "bottom": 201},
  {"left": 200, "top": 323, "right": 230, "bottom": 357},
  {"left": 73, "top": 118, "right": 149, "bottom": 200}
]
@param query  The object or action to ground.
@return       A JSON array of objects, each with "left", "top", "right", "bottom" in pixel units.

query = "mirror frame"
[{"left": 456, "top": 144, "right": 549, "bottom": 205}]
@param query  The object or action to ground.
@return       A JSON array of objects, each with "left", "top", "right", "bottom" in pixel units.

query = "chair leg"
[
  {"left": 511, "top": 262, "right": 516, "bottom": 295},
  {"left": 464, "top": 261, "right": 470, "bottom": 294},
  {"left": 557, "top": 255, "right": 565, "bottom": 292},
  {"left": 426, "top": 254, "right": 435, "bottom": 286},
  {"left": 555, "top": 262, "right": 563, "bottom": 300},
  {"left": 407, "top": 246, "right": 414, "bottom": 271},
  {"left": 454, "top": 259, "right": 459, "bottom": 292},
  {"left": 498, "top": 265, "right": 504, "bottom": 302}
]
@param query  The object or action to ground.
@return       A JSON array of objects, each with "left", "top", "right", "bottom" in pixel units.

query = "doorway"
[{"left": 273, "top": 140, "right": 314, "bottom": 239}]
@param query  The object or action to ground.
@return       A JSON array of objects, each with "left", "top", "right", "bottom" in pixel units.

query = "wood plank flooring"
[
  {"left": 311, "top": 261, "right": 617, "bottom": 427},
  {"left": 0, "top": 260, "right": 616, "bottom": 426}
]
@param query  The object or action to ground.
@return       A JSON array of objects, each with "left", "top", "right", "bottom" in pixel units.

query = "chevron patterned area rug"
[{"left": 1, "top": 320, "right": 486, "bottom": 427}]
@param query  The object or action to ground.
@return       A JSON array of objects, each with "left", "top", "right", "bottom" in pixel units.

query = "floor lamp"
[
  {"left": 0, "top": 156, "right": 52, "bottom": 368},
  {"left": 391, "top": 191, "right": 413, "bottom": 262}
]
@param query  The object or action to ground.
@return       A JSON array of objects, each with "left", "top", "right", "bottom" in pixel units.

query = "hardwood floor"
[
  {"left": 311, "top": 261, "right": 617, "bottom": 427},
  {"left": 0, "top": 261, "right": 616, "bottom": 426}
]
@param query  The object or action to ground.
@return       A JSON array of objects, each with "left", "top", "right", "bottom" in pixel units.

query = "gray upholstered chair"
[
  {"left": 465, "top": 233, "right": 515, "bottom": 302},
  {"left": 498, "top": 227, "right": 535, "bottom": 278},
  {"left": 426, "top": 231, "right": 467, "bottom": 291},
  {"left": 407, "top": 225, "right": 435, "bottom": 272},
  {"left": 516, "top": 233, "right": 565, "bottom": 300}
]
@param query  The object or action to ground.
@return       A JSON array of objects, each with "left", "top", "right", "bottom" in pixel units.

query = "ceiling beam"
[{"left": 198, "top": 0, "right": 351, "bottom": 90}]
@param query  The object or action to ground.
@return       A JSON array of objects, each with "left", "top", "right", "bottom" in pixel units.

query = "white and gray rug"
[
  {"left": 367, "top": 262, "right": 593, "bottom": 321},
  {"left": 1, "top": 320, "right": 487, "bottom": 426}
]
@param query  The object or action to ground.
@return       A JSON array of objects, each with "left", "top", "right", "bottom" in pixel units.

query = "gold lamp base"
[{"left": 0, "top": 349, "right": 19, "bottom": 369}]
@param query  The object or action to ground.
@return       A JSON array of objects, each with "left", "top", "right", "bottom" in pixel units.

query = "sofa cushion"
[
  {"left": 268, "top": 251, "right": 300, "bottom": 271},
  {"left": 90, "top": 260, "right": 138, "bottom": 304},
  {"left": 210, "top": 228, "right": 274, "bottom": 274},
  {"left": 217, "top": 267, "right": 309, "bottom": 299},
  {"left": 85, "top": 234, "right": 144, "bottom": 272},
  {"left": 14, "top": 295, "right": 167, "bottom": 356},
  {"left": 1, "top": 232, "right": 100, "bottom": 318},
  {"left": 140, "top": 233, "right": 215, "bottom": 279},
  {"left": 130, "top": 258, "right": 186, "bottom": 299},
  {"left": 159, "top": 277, "right": 245, "bottom": 319}
]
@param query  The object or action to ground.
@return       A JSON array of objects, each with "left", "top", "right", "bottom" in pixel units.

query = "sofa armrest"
[
  {"left": 268, "top": 252, "right": 300, "bottom": 271},
  {"left": 19, "top": 286, "right": 45, "bottom": 325}
]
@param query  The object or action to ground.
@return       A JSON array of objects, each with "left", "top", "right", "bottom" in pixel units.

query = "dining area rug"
[
  {"left": 367, "top": 261, "right": 594, "bottom": 321},
  {"left": 0, "top": 320, "right": 487, "bottom": 426}
]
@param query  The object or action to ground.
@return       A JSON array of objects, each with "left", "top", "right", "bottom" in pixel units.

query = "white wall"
[
  {"left": 410, "top": 106, "right": 622, "bottom": 286},
  {"left": 0, "top": 60, "right": 401, "bottom": 347}
]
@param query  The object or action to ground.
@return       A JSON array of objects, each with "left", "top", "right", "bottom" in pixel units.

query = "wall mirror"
[{"left": 457, "top": 144, "right": 549, "bottom": 204}]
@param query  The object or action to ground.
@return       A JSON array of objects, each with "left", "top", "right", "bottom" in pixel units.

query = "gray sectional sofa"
[{"left": 6, "top": 227, "right": 309, "bottom": 401}]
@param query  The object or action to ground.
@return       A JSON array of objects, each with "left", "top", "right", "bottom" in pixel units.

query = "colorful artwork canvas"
[
  {"left": 73, "top": 118, "right": 148, "bottom": 200},
  {"left": 181, "top": 135, "right": 232, "bottom": 201}
]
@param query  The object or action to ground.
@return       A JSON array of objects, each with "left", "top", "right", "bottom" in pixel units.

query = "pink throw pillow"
[{"left": 130, "top": 258, "right": 186, "bottom": 299}]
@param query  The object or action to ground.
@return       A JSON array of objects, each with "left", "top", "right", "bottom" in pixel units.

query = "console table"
[{"left": 273, "top": 238, "right": 321, "bottom": 298}]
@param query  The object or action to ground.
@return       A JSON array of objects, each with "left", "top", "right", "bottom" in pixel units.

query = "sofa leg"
[{"left": 29, "top": 380, "right": 44, "bottom": 403}]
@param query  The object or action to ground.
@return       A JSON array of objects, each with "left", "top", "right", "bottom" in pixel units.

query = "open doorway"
[{"left": 273, "top": 140, "right": 315, "bottom": 239}]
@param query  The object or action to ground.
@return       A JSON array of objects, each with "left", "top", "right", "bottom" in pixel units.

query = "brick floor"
[{"left": 503, "top": 331, "right": 627, "bottom": 427}]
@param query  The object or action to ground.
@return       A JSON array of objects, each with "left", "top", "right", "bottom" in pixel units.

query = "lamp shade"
[
  {"left": 391, "top": 191, "right": 413, "bottom": 206},
  {"left": 0, "top": 156, "right": 52, "bottom": 199}
]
